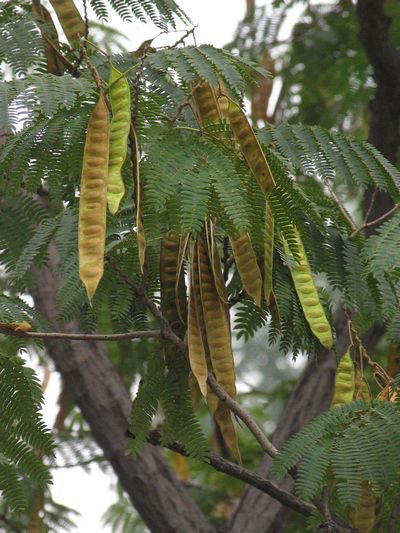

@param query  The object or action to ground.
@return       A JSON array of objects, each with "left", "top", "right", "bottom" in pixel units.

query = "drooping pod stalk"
[
  {"left": 49, "top": 0, "right": 85, "bottom": 44},
  {"left": 227, "top": 97, "right": 276, "bottom": 197},
  {"left": 107, "top": 63, "right": 131, "bottom": 214},
  {"left": 331, "top": 350, "right": 355, "bottom": 408},
  {"left": 283, "top": 228, "right": 333, "bottom": 349},
  {"left": 230, "top": 232, "right": 262, "bottom": 307},
  {"left": 79, "top": 92, "right": 109, "bottom": 303},
  {"left": 264, "top": 201, "right": 274, "bottom": 304}
]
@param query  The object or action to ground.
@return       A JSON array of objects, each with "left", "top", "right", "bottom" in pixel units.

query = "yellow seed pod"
[
  {"left": 191, "top": 81, "right": 222, "bottom": 127},
  {"left": 230, "top": 232, "right": 262, "bottom": 306},
  {"left": 188, "top": 283, "right": 208, "bottom": 396},
  {"left": 197, "top": 236, "right": 236, "bottom": 400},
  {"left": 49, "top": 0, "right": 85, "bottom": 44},
  {"left": 107, "top": 64, "right": 130, "bottom": 214},
  {"left": 348, "top": 481, "right": 376, "bottom": 533},
  {"left": 206, "top": 388, "right": 219, "bottom": 417},
  {"left": 79, "top": 93, "right": 109, "bottom": 303},
  {"left": 283, "top": 229, "right": 333, "bottom": 349},
  {"left": 227, "top": 98, "right": 275, "bottom": 197},
  {"left": 214, "top": 402, "right": 241, "bottom": 464},
  {"left": 264, "top": 201, "right": 274, "bottom": 304},
  {"left": 331, "top": 350, "right": 355, "bottom": 408}
]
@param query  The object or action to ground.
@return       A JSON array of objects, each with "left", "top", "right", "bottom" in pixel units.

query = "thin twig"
[
  {"left": 169, "top": 26, "right": 197, "bottom": 49},
  {"left": 207, "top": 374, "right": 279, "bottom": 458},
  {"left": 146, "top": 430, "right": 315, "bottom": 517},
  {"left": 0, "top": 327, "right": 160, "bottom": 342},
  {"left": 321, "top": 486, "right": 332, "bottom": 522},
  {"left": 50, "top": 455, "right": 106, "bottom": 469},
  {"left": 351, "top": 201, "right": 400, "bottom": 237},
  {"left": 72, "top": 0, "right": 89, "bottom": 74},
  {"left": 325, "top": 181, "right": 357, "bottom": 232}
]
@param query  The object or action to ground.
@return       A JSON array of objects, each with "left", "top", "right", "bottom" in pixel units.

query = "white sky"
[{"left": 37, "top": 1, "right": 304, "bottom": 531}]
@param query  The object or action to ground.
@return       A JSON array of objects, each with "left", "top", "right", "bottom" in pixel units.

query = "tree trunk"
[
  {"left": 31, "top": 242, "right": 214, "bottom": 533},
  {"left": 228, "top": 0, "right": 400, "bottom": 531}
]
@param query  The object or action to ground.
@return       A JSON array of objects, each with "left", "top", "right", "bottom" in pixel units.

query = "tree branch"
[
  {"left": 146, "top": 430, "right": 315, "bottom": 518},
  {"left": 351, "top": 201, "right": 400, "bottom": 237},
  {"left": 0, "top": 327, "right": 161, "bottom": 342}
]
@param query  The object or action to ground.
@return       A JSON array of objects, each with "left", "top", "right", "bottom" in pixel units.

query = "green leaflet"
[{"left": 107, "top": 63, "right": 131, "bottom": 214}]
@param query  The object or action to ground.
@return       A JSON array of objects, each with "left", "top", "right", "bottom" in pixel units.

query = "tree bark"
[
  {"left": 228, "top": 1, "right": 400, "bottom": 531},
  {"left": 30, "top": 243, "right": 214, "bottom": 533}
]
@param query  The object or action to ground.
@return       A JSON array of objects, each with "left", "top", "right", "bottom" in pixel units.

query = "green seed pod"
[
  {"left": 107, "top": 63, "right": 131, "bottom": 214},
  {"left": 331, "top": 350, "right": 355, "bottom": 408},
  {"left": 283, "top": 229, "right": 333, "bottom": 349},
  {"left": 49, "top": 0, "right": 85, "bottom": 44},
  {"left": 79, "top": 93, "right": 109, "bottom": 303}
]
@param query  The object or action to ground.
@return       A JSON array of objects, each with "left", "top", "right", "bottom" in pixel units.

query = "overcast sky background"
[{"left": 37, "top": 1, "right": 304, "bottom": 530}]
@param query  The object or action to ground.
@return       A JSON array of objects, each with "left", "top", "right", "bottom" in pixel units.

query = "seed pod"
[
  {"left": 160, "top": 231, "right": 187, "bottom": 342},
  {"left": 264, "top": 201, "right": 274, "bottom": 304},
  {"left": 79, "top": 93, "right": 109, "bottom": 303},
  {"left": 107, "top": 64, "right": 130, "bottom": 214},
  {"left": 331, "top": 350, "right": 355, "bottom": 408},
  {"left": 130, "top": 128, "right": 146, "bottom": 271},
  {"left": 205, "top": 223, "right": 228, "bottom": 305},
  {"left": 348, "top": 481, "right": 376, "bottom": 533},
  {"left": 197, "top": 236, "right": 236, "bottom": 399},
  {"left": 49, "top": 0, "right": 85, "bottom": 44},
  {"left": 214, "top": 402, "right": 241, "bottom": 464},
  {"left": 188, "top": 283, "right": 207, "bottom": 396},
  {"left": 191, "top": 81, "right": 222, "bottom": 127},
  {"left": 32, "top": 0, "right": 64, "bottom": 75},
  {"left": 227, "top": 98, "right": 275, "bottom": 197},
  {"left": 230, "top": 232, "right": 262, "bottom": 306},
  {"left": 188, "top": 372, "right": 202, "bottom": 410},
  {"left": 283, "top": 229, "right": 333, "bottom": 349}
]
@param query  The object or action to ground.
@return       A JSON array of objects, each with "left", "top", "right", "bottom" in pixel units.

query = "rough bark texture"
[
  {"left": 228, "top": 1, "right": 400, "bottom": 531},
  {"left": 30, "top": 243, "right": 214, "bottom": 533}
]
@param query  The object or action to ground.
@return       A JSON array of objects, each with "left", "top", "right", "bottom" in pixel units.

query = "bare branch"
[
  {"left": 351, "top": 201, "right": 400, "bottom": 237},
  {"left": 0, "top": 326, "right": 161, "bottom": 342},
  {"left": 207, "top": 373, "right": 278, "bottom": 458},
  {"left": 146, "top": 430, "right": 315, "bottom": 518}
]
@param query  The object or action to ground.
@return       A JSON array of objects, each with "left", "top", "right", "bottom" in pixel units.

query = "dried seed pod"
[
  {"left": 107, "top": 63, "right": 130, "bottom": 214},
  {"left": 348, "top": 481, "right": 376, "bottom": 533},
  {"left": 264, "top": 201, "right": 274, "bottom": 304},
  {"left": 227, "top": 98, "right": 275, "bottom": 197},
  {"left": 331, "top": 350, "right": 355, "bottom": 408},
  {"left": 197, "top": 236, "right": 236, "bottom": 400},
  {"left": 191, "top": 81, "right": 222, "bottom": 127},
  {"left": 188, "top": 283, "right": 207, "bottom": 396},
  {"left": 205, "top": 223, "right": 228, "bottom": 305},
  {"left": 283, "top": 229, "right": 333, "bottom": 349},
  {"left": 230, "top": 232, "right": 262, "bottom": 306},
  {"left": 79, "top": 93, "right": 109, "bottom": 302},
  {"left": 32, "top": 0, "right": 64, "bottom": 75},
  {"left": 214, "top": 402, "right": 241, "bottom": 464},
  {"left": 49, "top": 0, "right": 85, "bottom": 44},
  {"left": 160, "top": 232, "right": 187, "bottom": 373},
  {"left": 130, "top": 128, "right": 146, "bottom": 271}
]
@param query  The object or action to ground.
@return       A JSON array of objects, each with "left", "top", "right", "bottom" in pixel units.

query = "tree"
[{"left": 0, "top": 0, "right": 400, "bottom": 531}]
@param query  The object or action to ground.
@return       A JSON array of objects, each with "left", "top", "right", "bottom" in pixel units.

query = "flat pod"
[
  {"left": 191, "top": 81, "right": 221, "bottom": 127},
  {"left": 264, "top": 201, "right": 274, "bottom": 304},
  {"left": 79, "top": 93, "right": 109, "bottom": 302},
  {"left": 197, "top": 236, "right": 236, "bottom": 400},
  {"left": 283, "top": 229, "right": 333, "bottom": 349},
  {"left": 49, "top": 0, "right": 85, "bottom": 43},
  {"left": 188, "top": 283, "right": 208, "bottom": 396},
  {"left": 32, "top": 1, "right": 64, "bottom": 75},
  {"left": 348, "top": 481, "right": 376, "bottom": 533},
  {"left": 331, "top": 351, "right": 355, "bottom": 408},
  {"left": 214, "top": 402, "right": 241, "bottom": 464},
  {"left": 107, "top": 63, "right": 131, "bottom": 214},
  {"left": 227, "top": 98, "right": 275, "bottom": 197},
  {"left": 230, "top": 232, "right": 262, "bottom": 307}
]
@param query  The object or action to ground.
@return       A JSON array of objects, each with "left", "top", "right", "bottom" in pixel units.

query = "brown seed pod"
[
  {"left": 79, "top": 93, "right": 109, "bottom": 303},
  {"left": 188, "top": 282, "right": 208, "bottom": 396},
  {"left": 32, "top": 0, "right": 64, "bottom": 75},
  {"left": 49, "top": 0, "right": 85, "bottom": 44},
  {"left": 230, "top": 232, "right": 262, "bottom": 306},
  {"left": 214, "top": 402, "right": 241, "bottom": 464},
  {"left": 191, "top": 81, "right": 222, "bottom": 127},
  {"left": 264, "top": 201, "right": 274, "bottom": 304},
  {"left": 227, "top": 98, "right": 275, "bottom": 197}
]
